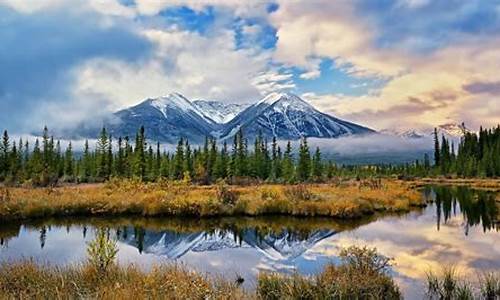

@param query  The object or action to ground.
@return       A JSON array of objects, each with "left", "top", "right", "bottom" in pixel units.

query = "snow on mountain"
[
  {"left": 382, "top": 123, "right": 471, "bottom": 140},
  {"left": 437, "top": 123, "right": 470, "bottom": 137},
  {"left": 79, "top": 92, "right": 375, "bottom": 143},
  {"left": 219, "top": 92, "right": 375, "bottom": 140},
  {"left": 192, "top": 100, "right": 249, "bottom": 124},
  {"left": 105, "top": 93, "right": 217, "bottom": 144}
]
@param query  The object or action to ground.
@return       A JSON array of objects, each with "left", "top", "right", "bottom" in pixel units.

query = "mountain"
[
  {"left": 79, "top": 92, "right": 375, "bottom": 143},
  {"left": 105, "top": 93, "right": 217, "bottom": 144},
  {"left": 382, "top": 123, "right": 471, "bottom": 140},
  {"left": 437, "top": 123, "right": 470, "bottom": 137},
  {"left": 218, "top": 92, "right": 375, "bottom": 140},
  {"left": 192, "top": 100, "right": 249, "bottom": 124}
]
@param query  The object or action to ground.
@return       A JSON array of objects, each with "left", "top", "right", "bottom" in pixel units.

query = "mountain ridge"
[{"left": 78, "top": 92, "right": 375, "bottom": 143}]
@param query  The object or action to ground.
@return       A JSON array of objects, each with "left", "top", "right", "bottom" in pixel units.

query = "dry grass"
[
  {"left": 0, "top": 246, "right": 401, "bottom": 300},
  {"left": 426, "top": 266, "right": 500, "bottom": 299},
  {"left": 0, "top": 262, "right": 246, "bottom": 300},
  {"left": 410, "top": 177, "right": 500, "bottom": 192},
  {"left": 0, "top": 179, "right": 423, "bottom": 222}
]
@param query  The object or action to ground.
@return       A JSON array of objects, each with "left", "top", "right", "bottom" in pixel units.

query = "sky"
[{"left": 1, "top": 0, "right": 500, "bottom": 134}]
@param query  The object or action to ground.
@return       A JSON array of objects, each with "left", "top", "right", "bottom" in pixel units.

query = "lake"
[{"left": 1, "top": 186, "right": 498, "bottom": 299}]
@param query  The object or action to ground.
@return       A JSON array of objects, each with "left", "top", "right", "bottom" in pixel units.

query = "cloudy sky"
[{"left": 1, "top": 0, "right": 499, "bottom": 134}]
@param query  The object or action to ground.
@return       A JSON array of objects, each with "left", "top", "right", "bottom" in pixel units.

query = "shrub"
[
  {"left": 215, "top": 180, "right": 239, "bottom": 206},
  {"left": 258, "top": 246, "right": 400, "bottom": 300},
  {"left": 283, "top": 184, "right": 315, "bottom": 201},
  {"left": 87, "top": 228, "right": 118, "bottom": 274}
]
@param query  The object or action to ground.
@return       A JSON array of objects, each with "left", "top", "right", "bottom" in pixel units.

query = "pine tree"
[
  {"left": 133, "top": 126, "right": 146, "bottom": 179},
  {"left": 282, "top": 141, "right": 294, "bottom": 183},
  {"left": 81, "top": 139, "right": 91, "bottom": 181},
  {"left": 311, "top": 147, "right": 323, "bottom": 180},
  {"left": 64, "top": 142, "right": 74, "bottom": 179},
  {"left": 0, "top": 130, "right": 10, "bottom": 179},
  {"left": 96, "top": 127, "right": 109, "bottom": 179},
  {"left": 173, "top": 138, "right": 184, "bottom": 179},
  {"left": 433, "top": 128, "right": 440, "bottom": 167},
  {"left": 297, "top": 137, "right": 311, "bottom": 182}
]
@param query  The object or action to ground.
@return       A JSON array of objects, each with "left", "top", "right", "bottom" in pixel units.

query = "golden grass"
[
  {"left": 0, "top": 246, "right": 401, "bottom": 300},
  {"left": 0, "top": 262, "right": 246, "bottom": 300},
  {"left": 410, "top": 177, "right": 500, "bottom": 191},
  {"left": 0, "top": 179, "right": 423, "bottom": 222}
]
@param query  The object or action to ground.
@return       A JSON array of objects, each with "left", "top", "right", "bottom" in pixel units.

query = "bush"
[
  {"left": 283, "top": 184, "right": 315, "bottom": 201},
  {"left": 258, "top": 246, "right": 400, "bottom": 300},
  {"left": 215, "top": 180, "right": 239, "bottom": 206},
  {"left": 87, "top": 228, "right": 118, "bottom": 274}
]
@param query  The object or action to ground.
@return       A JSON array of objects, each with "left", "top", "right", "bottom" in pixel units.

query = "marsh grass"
[
  {"left": 257, "top": 246, "right": 401, "bottom": 300},
  {"left": 426, "top": 266, "right": 500, "bottom": 300},
  {"left": 0, "top": 179, "right": 422, "bottom": 222},
  {"left": 0, "top": 245, "right": 402, "bottom": 300}
]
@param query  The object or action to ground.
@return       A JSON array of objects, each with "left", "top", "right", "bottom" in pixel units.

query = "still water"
[{"left": 1, "top": 186, "right": 499, "bottom": 299}]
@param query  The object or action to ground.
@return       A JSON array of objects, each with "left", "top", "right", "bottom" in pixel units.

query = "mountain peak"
[{"left": 258, "top": 92, "right": 305, "bottom": 106}]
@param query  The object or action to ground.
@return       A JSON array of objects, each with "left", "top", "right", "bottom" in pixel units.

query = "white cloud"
[
  {"left": 73, "top": 26, "right": 288, "bottom": 107},
  {"left": 0, "top": 0, "right": 66, "bottom": 13}
]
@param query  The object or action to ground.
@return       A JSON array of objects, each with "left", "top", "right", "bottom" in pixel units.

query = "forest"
[{"left": 0, "top": 125, "right": 499, "bottom": 186}]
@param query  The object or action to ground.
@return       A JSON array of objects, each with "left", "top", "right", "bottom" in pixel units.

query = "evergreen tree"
[
  {"left": 82, "top": 139, "right": 91, "bottom": 181},
  {"left": 0, "top": 130, "right": 10, "bottom": 179},
  {"left": 311, "top": 147, "right": 323, "bottom": 180},
  {"left": 173, "top": 138, "right": 184, "bottom": 179},
  {"left": 96, "top": 127, "right": 110, "bottom": 179},
  {"left": 297, "top": 137, "right": 311, "bottom": 182},
  {"left": 433, "top": 128, "right": 440, "bottom": 166},
  {"left": 133, "top": 126, "right": 146, "bottom": 178},
  {"left": 64, "top": 142, "right": 74, "bottom": 179},
  {"left": 282, "top": 141, "right": 294, "bottom": 183}
]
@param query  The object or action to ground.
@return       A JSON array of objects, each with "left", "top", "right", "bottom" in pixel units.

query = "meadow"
[{"left": 0, "top": 178, "right": 423, "bottom": 222}]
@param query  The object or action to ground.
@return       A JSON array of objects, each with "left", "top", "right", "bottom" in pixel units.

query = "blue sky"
[{"left": 0, "top": 0, "right": 499, "bottom": 133}]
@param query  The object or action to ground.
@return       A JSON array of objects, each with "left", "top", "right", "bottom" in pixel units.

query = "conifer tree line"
[
  {"left": 430, "top": 125, "right": 500, "bottom": 177},
  {"left": 0, "top": 126, "right": 329, "bottom": 186},
  {"left": 0, "top": 124, "right": 498, "bottom": 186}
]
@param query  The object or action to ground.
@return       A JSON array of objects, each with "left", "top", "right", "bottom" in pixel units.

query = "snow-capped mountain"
[
  {"left": 106, "top": 93, "right": 217, "bottom": 143},
  {"left": 382, "top": 123, "right": 471, "bottom": 140},
  {"left": 437, "top": 123, "right": 470, "bottom": 137},
  {"left": 192, "top": 100, "right": 249, "bottom": 124},
  {"left": 120, "top": 228, "right": 336, "bottom": 261},
  {"left": 79, "top": 92, "right": 375, "bottom": 143},
  {"left": 219, "top": 92, "right": 374, "bottom": 140}
]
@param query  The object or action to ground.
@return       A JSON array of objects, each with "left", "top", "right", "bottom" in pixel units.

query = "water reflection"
[
  {"left": 423, "top": 186, "right": 499, "bottom": 234},
  {"left": 0, "top": 186, "right": 498, "bottom": 299}
]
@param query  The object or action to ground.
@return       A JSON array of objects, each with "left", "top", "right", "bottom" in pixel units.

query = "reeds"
[
  {"left": 0, "top": 245, "right": 401, "bottom": 300},
  {"left": 426, "top": 266, "right": 500, "bottom": 299}
]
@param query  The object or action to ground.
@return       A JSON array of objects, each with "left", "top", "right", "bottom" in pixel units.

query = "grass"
[
  {"left": 257, "top": 246, "right": 400, "bottom": 300},
  {"left": 410, "top": 177, "right": 500, "bottom": 192},
  {"left": 0, "top": 178, "right": 423, "bottom": 222},
  {"left": 0, "top": 239, "right": 401, "bottom": 300},
  {"left": 426, "top": 266, "right": 500, "bottom": 299}
]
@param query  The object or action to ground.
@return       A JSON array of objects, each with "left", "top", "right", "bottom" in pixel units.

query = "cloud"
[
  {"left": 463, "top": 81, "right": 500, "bottom": 95},
  {"left": 0, "top": 5, "right": 152, "bottom": 133},
  {"left": 270, "top": 1, "right": 500, "bottom": 131},
  {"left": 74, "top": 27, "right": 281, "bottom": 106}
]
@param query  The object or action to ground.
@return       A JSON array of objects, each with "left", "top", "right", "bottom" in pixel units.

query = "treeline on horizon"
[{"left": 0, "top": 124, "right": 499, "bottom": 186}]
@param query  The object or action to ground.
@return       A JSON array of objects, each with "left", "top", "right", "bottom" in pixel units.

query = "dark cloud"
[
  {"left": 463, "top": 81, "right": 500, "bottom": 95},
  {"left": 0, "top": 6, "right": 152, "bottom": 133}
]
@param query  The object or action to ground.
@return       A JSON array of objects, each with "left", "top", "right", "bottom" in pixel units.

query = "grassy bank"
[
  {"left": 409, "top": 177, "right": 500, "bottom": 192},
  {"left": 0, "top": 244, "right": 401, "bottom": 300},
  {"left": 0, "top": 179, "right": 423, "bottom": 222}
]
